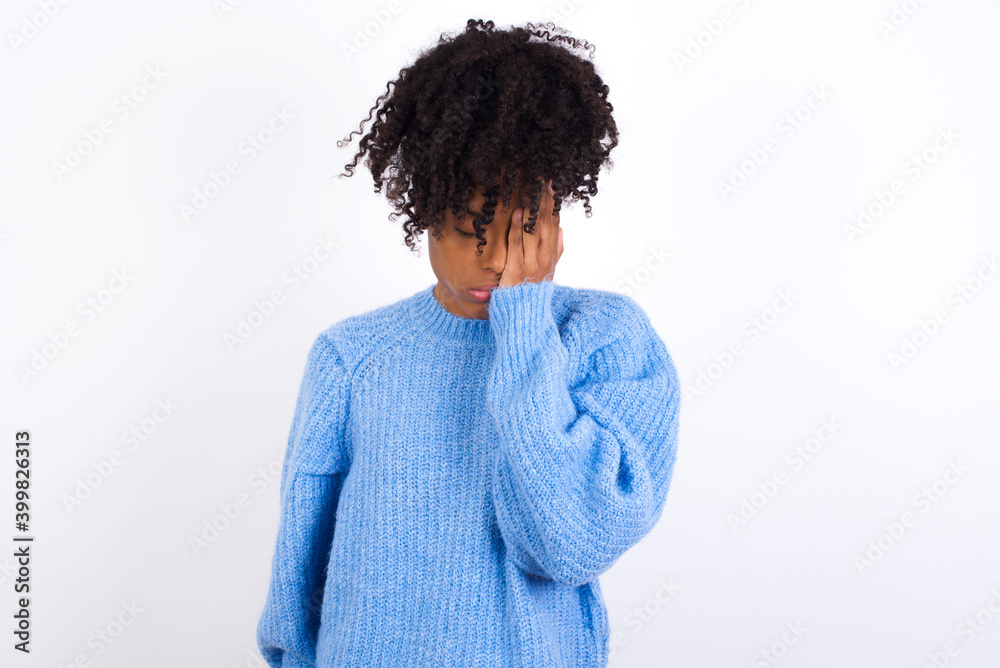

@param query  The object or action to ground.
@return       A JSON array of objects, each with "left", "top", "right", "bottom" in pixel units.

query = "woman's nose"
[{"left": 478, "top": 214, "right": 510, "bottom": 270}]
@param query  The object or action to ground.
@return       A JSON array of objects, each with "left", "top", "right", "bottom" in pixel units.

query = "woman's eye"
[{"left": 454, "top": 227, "right": 477, "bottom": 238}]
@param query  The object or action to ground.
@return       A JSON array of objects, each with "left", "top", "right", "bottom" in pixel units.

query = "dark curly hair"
[{"left": 335, "top": 18, "right": 619, "bottom": 256}]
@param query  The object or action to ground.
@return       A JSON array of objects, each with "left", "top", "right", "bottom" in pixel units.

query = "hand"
[{"left": 498, "top": 178, "right": 564, "bottom": 288}]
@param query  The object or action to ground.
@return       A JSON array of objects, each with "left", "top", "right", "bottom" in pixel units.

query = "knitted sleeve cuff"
[
  {"left": 486, "top": 280, "right": 559, "bottom": 376},
  {"left": 487, "top": 279, "right": 555, "bottom": 335}
]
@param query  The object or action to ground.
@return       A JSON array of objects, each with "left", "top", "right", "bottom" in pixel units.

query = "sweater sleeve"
[
  {"left": 485, "top": 280, "right": 680, "bottom": 587},
  {"left": 257, "top": 332, "right": 351, "bottom": 668}
]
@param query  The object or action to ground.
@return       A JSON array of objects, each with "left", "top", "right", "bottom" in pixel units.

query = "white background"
[{"left": 1, "top": 0, "right": 999, "bottom": 666}]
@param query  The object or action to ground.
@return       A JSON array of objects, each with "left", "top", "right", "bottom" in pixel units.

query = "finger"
[
  {"left": 528, "top": 180, "right": 552, "bottom": 276},
  {"left": 508, "top": 206, "right": 524, "bottom": 274},
  {"left": 541, "top": 179, "right": 558, "bottom": 265},
  {"left": 549, "top": 180, "right": 560, "bottom": 228}
]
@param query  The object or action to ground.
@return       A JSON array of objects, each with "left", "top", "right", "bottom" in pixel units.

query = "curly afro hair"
[{"left": 336, "top": 18, "right": 619, "bottom": 256}]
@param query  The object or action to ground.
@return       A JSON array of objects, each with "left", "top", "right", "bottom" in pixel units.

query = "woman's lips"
[{"left": 468, "top": 285, "right": 497, "bottom": 302}]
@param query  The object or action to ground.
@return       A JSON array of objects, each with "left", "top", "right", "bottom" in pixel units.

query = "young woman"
[{"left": 256, "top": 18, "right": 680, "bottom": 668}]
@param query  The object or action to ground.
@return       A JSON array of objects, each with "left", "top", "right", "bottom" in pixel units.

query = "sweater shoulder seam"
[
  {"left": 318, "top": 303, "right": 415, "bottom": 384},
  {"left": 558, "top": 286, "right": 652, "bottom": 353}
]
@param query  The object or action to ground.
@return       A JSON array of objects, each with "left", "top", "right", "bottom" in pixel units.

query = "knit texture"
[{"left": 256, "top": 279, "right": 680, "bottom": 668}]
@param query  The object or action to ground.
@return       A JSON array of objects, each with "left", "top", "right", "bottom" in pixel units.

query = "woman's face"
[{"left": 426, "top": 183, "right": 524, "bottom": 320}]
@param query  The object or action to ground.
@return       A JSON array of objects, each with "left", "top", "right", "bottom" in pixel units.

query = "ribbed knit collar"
[{"left": 407, "top": 283, "right": 492, "bottom": 342}]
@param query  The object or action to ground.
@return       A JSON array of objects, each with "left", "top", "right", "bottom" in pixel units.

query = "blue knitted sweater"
[{"left": 256, "top": 279, "right": 680, "bottom": 668}]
